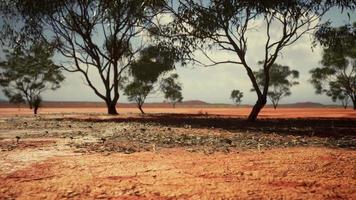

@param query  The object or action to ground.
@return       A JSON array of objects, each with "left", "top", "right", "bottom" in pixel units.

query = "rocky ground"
[{"left": 0, "top": 113, "right": 355, "bottom": 199}]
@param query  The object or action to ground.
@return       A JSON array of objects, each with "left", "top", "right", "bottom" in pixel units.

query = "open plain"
[{"left": 0, "top": 107, "right": 355, "bottom": 199}]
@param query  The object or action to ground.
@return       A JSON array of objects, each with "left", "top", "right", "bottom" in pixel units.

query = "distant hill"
[
  {"left": 179, "top": 100, "right": 209, "bottom": 105},
  {"left": 0, "top": 99, "right": 340, "bottom": 108}
]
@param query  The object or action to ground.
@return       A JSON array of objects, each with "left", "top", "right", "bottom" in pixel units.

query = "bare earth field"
[
  {"left": 1, "top": 107, "right": 356, "bottom": 118},
  {"left": 0, "top": 107, "right": 355, "bottom": 199}
]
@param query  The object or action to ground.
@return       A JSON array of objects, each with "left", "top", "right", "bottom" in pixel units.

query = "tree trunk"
[
  {"left": 138, "top": 104, "right": 145, "bottom": 114},
  {"left": 248, "top": 96, "right": 267, "bottom": 121},
  {"left": 107, "top": 101, "right": 118, "bottom": 115},
  {"left": 34, "top": 106, "right": 38, "bottom": 115},
  {"left": 172, "top": 103, "right": 176, "bottom": 108},
  {"left": 342, "top": 100, "right": 347, "bottom": 109},
  {"left": 353, "top": 99, "right": 356, "bottom": 110}
]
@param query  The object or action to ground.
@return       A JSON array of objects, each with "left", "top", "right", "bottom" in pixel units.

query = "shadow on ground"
[{"left": 58, "top": 113, "right": 356, "bottom": 138}]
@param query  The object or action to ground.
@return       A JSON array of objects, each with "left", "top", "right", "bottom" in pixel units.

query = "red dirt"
[
  {"left": 0, "top": 139, "right": 56, "bottom": 151},
  {"left": 1, "top": 107, "right": 355, "bottom": 118},
  {"left": 0, "top": 110, "right": 355, "bottom": 199},
  {"left": 0, "top": 147, "right": 355, "bottom": 199}
]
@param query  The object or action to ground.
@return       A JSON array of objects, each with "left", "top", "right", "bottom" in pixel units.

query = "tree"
[
  {"left": 0, "top": 0, "right": 166, "bottom": 115},
  {"left": 156, "top": 0, "right": 355, "bottom": 120},
  {"left": 329, "top": 89, "right": 350, "bottom": 109},
  {"left": 253, "top": 63, "right": 299, "bottom": 109},
  {"left": 124, "top": 80, "right": 152, "bottom": 114},
  {"left": 161, "top": 74, "right": 183, "bottom": 108},
  {"left": 32, "top": 96, "right": 42, "bottom": 115},
  {"left": 0, "top": 42, "right": 64, "bottom": 114},
  {"left": 230, "top": 90, "right": 243, "bottom": 106},
  {"left": 124, "top": 45, "right": 178, "bottom": 114},
  {"left": 339, "top": 95, "right": 350, "bottom": 109},
  {"left": 310, "top": 23, "right": 356, "bottom": 110}
]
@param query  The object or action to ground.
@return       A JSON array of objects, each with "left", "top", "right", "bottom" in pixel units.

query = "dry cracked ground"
[{"left": 0, "top": 113, "right": 355, "bottom": 199}]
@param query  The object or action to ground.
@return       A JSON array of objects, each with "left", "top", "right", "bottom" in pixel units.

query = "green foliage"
[
  {"left": 160, "top": 74, "right": 183, "bottom": 108},
  {"left": 311, "top": 22, "right": 356, "bottom": 109},
  {"left": 125, "top": 81, "right": 153, "bottom": 103},
  {"left": 130, "top": 45, "right": 177, "bottom": 84},
  {"left": 124, "top": 80, "right": 153, "bottom": 114},
  {"left": 157, "top": 0, "right": 356, "bottom": 64},
  {"left": 253, "top": 64, "right": 299, "bottom": 109},
  {"left": 329, "top": 87, "right": 350, "bottom": 109},
  {"left": 0, "top": 41, "right": 64, "bottom": 114},
  {"left": 230, "top": 90, "right": 243, "bottom": 105},
  {"left": 0, "top": 0, "right": 167, "bottom": 45},
  {"left": 124, "top": 45, "right": 178, "bottom": 113}
]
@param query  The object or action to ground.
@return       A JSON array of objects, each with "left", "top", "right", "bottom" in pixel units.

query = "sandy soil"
[
  {"left": 1, "top": 107, "right": 355, "bottom": 118},
  {"left": 0, "top": 111, "right": 355, "bottom": 199},
  {"left": 1, "top": 147, "right": 355, "bottom": 200}
]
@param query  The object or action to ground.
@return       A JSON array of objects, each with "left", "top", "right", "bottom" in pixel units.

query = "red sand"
[
  {"left": 0, "top": 107, "right": 355, "bottom": 118},
  {"left": 1, "top": 147, "right": 355, "bottom": 199},
  {"left": 0, "top": 111, "right": 355, "bottom": 199}
]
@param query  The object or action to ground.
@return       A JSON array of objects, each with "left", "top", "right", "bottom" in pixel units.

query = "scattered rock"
[{"left": 221, "top": 138, "right": 233, "bottom": 145}]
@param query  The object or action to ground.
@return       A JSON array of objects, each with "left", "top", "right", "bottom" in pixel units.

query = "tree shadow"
[{"left": 62, "top": 113, "right": 356, "bottom": 138}]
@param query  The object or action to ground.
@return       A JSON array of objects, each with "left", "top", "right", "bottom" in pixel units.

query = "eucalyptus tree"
[
  {"left": 1, "top": 0, "right": 166, "bottom": 114},
  {"left": 124, "top": 81, "right": 152, "bottom": 114},
  {"left": 161, "top": 73, "right": 183, "bottom": 108},
  {"left": 124, "top": 45, "right": 177, "bottom": 114},
  {"left": 310, "top": 22, "right": 356, "bottom": 109},
  {"left": 230, "top": 90, "right": 243, "bottom": 106},
  {"left": 329, "top": 89, "right": 350, "bottom": 109},
  {"left": 0, "top": 42, "right": 64, "bottom": 114},
  {"left": 253, "top": 63, "right": 299, "bottom": 109},
  {"left": 156, "top": 0, "right": 355, "bottom": 120}
]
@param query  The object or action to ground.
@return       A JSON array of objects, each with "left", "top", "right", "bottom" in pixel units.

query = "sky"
[{"left": 0, "top": 7, "right": 355, "bottom": 105}]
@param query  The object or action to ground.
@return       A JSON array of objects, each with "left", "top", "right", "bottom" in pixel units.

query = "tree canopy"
[
  {"left": 124, "top": 81, "right": 153, "bottom": 114},
  {"left": 154, "top": 0, "right": 356, "bottom": 120},
  {"left": 253, "top": 63, "right": 299, "bottom": 109},
  {"left": 230, "top": 90, "right": 243, "bottom": 106},
  {"left": 0, "top": 41, "right": 64, "bottom": 114},
  {"left": 124, "top": 45, "right": 178, "bottom": 114},
  {"left": 160, "top": 74, "right": 183, "bottom": 108},
  {"left": 310, "top": 22, "right": 356, "bottom": 109}
]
